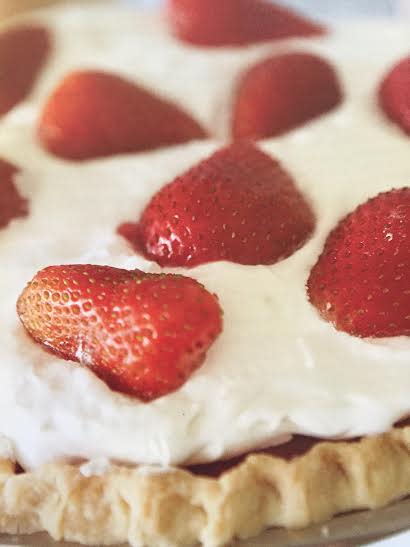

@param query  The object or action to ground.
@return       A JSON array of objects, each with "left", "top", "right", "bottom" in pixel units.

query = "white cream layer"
[{"left": 0, "top": 5, "right": 409, "bottom": 470}]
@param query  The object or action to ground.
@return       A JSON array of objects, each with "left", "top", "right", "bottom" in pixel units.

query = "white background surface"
[{"left": 374, "top": 530, "right": 410, "bottom": 547}]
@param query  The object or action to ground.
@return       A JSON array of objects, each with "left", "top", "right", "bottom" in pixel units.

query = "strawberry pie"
[{"left": 0, "top": 1, "right": 409, "bottom": 546}]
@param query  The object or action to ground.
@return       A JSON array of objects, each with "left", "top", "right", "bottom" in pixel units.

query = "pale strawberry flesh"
[
  {"left": 38, "top": 70, "right": 207, "bottom": 161},
  {"left": 119, "top": 143, "right": 316, "bottom": 267},
  {"left": 308, "top": 188, "right": 410, "bottom": 338},
  {"left": 17, "top": 265, "right": 223, "bottom": 401},
  {"left": 0, "top": 159, "right": 28, "bottom": 229},
  {"left": 0, "top": 25, "right": 50, "bottom": 116}
]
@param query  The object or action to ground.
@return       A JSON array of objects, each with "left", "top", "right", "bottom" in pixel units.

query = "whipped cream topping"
[{"left": 0, "top": 5, "right": 409, "bottom": 470}]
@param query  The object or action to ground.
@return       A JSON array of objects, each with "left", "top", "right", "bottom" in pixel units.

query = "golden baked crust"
[{"left": 0, "top": 425, "right": 409, "bottom": 546}]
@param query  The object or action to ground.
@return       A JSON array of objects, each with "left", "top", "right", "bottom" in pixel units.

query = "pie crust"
[{"left": 0, "top": 424, "right": 409, "bottom": 546}]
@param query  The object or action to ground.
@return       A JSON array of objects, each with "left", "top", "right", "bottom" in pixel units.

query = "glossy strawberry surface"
[
  {"left": 308, "top": 188, "right": 410, "bottom": 338},
  {"left": 233, "top": 53, "right": 342, "bottom": 139},
  {"left": 119, "top": 142, "right": 315, "bottom": 267},
  {"left": 0, "top": 159, "right": 28, "bottom": 229},
  {"left": 17, "top": 265, "right": 223, "bottom": 401},
  {"left": 167, "top": 0, "right": 324, "bottom": 46},
  {"left": 0, "top": 25, "right": 50, "bottom": 116},
  {"left": 38, "top": 70, "right": 206, "bottom": 160},
  {"left": 379, "top": 56, "right": 410, "bottom": 136}
]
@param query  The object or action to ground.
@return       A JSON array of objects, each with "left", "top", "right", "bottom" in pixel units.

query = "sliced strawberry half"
[
  {"left": 0, "top": 25, "right": 50, "bottom": 116},
  {"left": 38, "top": 70, "right": 207, "bottom": 161},
  {"left": 167, "top": 0, "right": 324, "bottom": 47},
  {"left": 232, "top": 53, "right": 342, "bottom": 140},
  {"left": 379, "top": 56, "right": 410, "bottom": 136},
  {"left": 0, "top": 158, "right": 28, "bottom": 229},
  {"left": 308, "top": 188, "right": 410, "bottom": 338},
  {"left": 118, "top": 142, "right": 315, "bottom": 267},
  {"left": 17, "top": 265, "right": 223, "bottom": 401}
]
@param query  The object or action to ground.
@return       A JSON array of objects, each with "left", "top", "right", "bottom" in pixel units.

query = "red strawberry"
[
  {"left": 308, "top": 188, "right": 410, "bottom": 338},
  {"left": 38, "top": 70, "right": 207, "bottom": 161},
  {"left": 17, "top": 265, "right": 222, "bottom": 402},
  {"left": 167, "top": 0, "right": 324, "bottom": 47},
  {"left": 118, "top": 142, "right": 315, "bottom": 267},
  {"left": 0, "top": 158, "right": 28, "bottom": 229},
  {"left": 379, "top": 56, "right": 410, "bottom": 136},
  {"left": 0, "top": 25, "right": 50, "bottom": 116},
  {"left": 232, "top": 53, "right": 342, "bottom": 140}
]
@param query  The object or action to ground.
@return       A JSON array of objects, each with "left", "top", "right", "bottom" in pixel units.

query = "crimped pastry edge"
[{"left": 0, "top": 426, "right": 409, "bottom": 546}]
